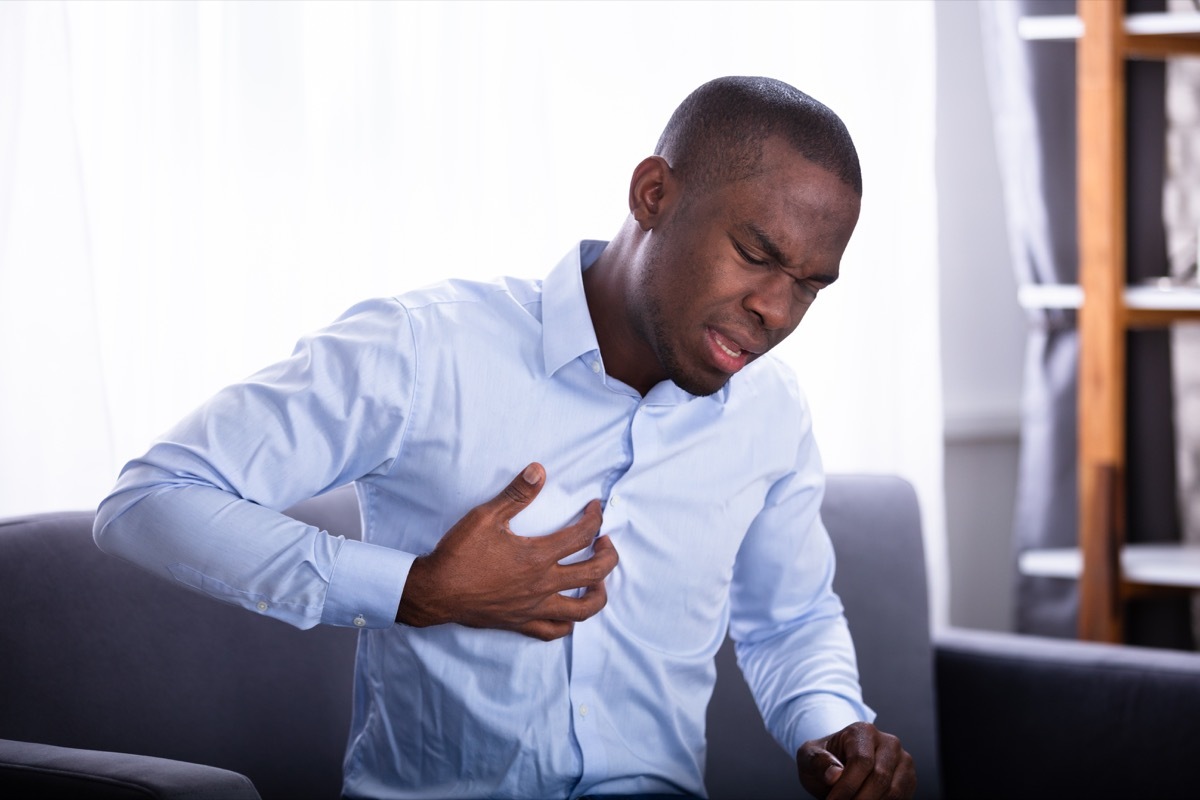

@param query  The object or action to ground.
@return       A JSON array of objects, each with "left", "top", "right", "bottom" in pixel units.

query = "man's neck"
[{"left": 581, "top": 237, "right": 663, "bottom": 397}]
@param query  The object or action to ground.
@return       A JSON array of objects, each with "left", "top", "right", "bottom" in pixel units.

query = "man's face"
[{"left": 631, "top": 137, "right": 861, "bottom": 397}]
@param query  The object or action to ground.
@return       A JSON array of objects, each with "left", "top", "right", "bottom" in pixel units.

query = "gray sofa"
[{"left": 2, "top": 475, "right": 1198, "bottom": 799}]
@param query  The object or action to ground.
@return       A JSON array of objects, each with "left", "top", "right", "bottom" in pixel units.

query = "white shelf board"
[
  {"left": 1125, "top": 284, "right": 1200, "bottom": 310},
  {"left": 1017, "top": 15, "right": 1083, "bottom": 40},
  {"left": 1016, "top": 283, "right": 1200, "bottom": 311},
  {"left": 1019, "top": 543, "right": 1200, "bottom": 589},
  {"left": 1018, "top": 12, "right": 1200, "bottom": 42},
  {"left": 1125, "top": 12, "right": 1200, "bottom": 36},
  {"left": 1018, "top": 284, "right": 1083, "bottom": 310}
]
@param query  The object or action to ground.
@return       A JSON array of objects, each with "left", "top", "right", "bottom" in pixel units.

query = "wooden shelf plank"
[
  {"left": 1125, "top": 35, "right": 1200, "bottom": 59},
  {"left": 1126, "top": 307, "right": 1200, "bottom": 327},
  {"left": 1020, "top": 544, "right": 1200, "bottom": 589}
]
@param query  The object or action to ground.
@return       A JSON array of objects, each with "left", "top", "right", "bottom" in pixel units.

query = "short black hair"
[{"left": 654, "top": 76, "right": 861, "bottom": 196}]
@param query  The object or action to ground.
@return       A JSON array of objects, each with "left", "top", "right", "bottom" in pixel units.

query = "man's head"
[
  {"left": 610, "top": 76, "right": 862, "bottom": 398},
  {"left": 654, "top": 76, "right": 861, "bottom": 201}
]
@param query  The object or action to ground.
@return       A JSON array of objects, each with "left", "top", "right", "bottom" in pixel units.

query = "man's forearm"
[{"left": 95, "top": 473, "right": 410, "bottom": 630}]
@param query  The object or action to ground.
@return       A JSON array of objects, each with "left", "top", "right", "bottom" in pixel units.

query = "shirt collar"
[
  {"left": 540, "top": 239, "right": 729, "bottom": 406},
  {"left": 542, "top": 240, "right": 608, "bottom": 377}
]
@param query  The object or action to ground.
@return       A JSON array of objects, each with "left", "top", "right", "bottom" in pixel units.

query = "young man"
[{"left": 96, "top": 76, "right": 916, "bottom": 800}]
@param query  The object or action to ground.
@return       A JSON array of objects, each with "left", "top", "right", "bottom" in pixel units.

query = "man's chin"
[{"left": 670, "top": 370, "right": 731, "bottom": 398}]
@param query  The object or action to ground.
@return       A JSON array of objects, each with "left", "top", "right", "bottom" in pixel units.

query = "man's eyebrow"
[{"left": 739, "top": 223, "right": 838, "bottom": 286}]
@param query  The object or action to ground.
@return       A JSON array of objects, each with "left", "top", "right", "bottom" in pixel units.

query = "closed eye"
[
  {"left": 796, "top": 280, "right": 821, "bottom": 301},
  {"left": 733, "top": 240, "right": 770, "bottom": 267}
]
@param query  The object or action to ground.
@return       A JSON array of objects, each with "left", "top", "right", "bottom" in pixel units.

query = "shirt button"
[
  {"left": 609, "top": 494, "right": 618, "bottom": 507},
  {"left": 353, "top": 614, "right": 367, "bottom": 627},
  {"left": 590, "top": 360, "right": 601, "bottom": 374},
  {"left": 578, "top": 704, "right": 589, "bottom": 717},
  {"left": 256, "top": 601, "right": 269, "bottom": 612}
]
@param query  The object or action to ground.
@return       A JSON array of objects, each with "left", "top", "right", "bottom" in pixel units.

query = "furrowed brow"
[{"left": 740, "top": 222, "right": 787, "bottom": 265}]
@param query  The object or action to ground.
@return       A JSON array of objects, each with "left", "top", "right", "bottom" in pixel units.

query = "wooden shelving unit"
[{"left": 1018, "top": 1, "right": 1200, "bottom": 643}]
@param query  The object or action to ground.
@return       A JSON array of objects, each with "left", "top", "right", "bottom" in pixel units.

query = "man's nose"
[{"left": 744, "top": 273, "right": 794, "bottom": 331}]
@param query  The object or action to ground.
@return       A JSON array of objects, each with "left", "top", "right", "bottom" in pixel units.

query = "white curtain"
[{"left": 0, "top": 0, "right": 944, "bottom": 625}]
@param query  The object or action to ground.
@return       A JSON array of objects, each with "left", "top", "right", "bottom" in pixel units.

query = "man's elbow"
[{"left": 92, "top": 485, "right": 149, "bottom": 558}]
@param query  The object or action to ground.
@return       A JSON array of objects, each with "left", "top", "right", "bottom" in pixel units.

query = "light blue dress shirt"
[{"left": 95, "top": 241, "right": 872, "bottom": 799}]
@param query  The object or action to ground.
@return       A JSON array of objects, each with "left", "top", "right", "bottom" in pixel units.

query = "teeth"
[{"left": 716, "top": 337, "right": 741, "bottom": 358}]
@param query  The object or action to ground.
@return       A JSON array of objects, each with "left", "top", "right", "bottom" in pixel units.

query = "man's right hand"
[{"left": 394, "top": 463, "right": 617, "bottom": 641}]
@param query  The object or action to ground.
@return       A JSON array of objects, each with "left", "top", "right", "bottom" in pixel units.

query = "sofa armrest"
[
  {"left": 0, "top": 738, "right": 261, "bottom": 800},
  {"left": 935, "top": 627, "right": 1200, "bottom": 800}
]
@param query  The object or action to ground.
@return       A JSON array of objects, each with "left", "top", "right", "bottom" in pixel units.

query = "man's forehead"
[{"left": 758, "top": 135, "right": 861, "bottom": 199}]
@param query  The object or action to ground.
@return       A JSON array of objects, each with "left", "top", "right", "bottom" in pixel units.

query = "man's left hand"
[{"left": 796, "top": 721, "right": 916, "bottom": 799}]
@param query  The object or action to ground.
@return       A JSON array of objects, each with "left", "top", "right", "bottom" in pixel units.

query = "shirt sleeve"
[
  {"left": 727, "top": 396, "right": 875, "bottom": 755},
  {"left": 93, "top": 297, "right": 418, "bottom": 630}
]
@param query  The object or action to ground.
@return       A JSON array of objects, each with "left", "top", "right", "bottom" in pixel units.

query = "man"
[{"left": 95, "top": 76, "right": 916, "bottom": 800}]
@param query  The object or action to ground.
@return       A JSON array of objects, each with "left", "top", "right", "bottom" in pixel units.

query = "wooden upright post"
[{"left": 1076, "top": 0, "right": 1127, "bottom": 642}]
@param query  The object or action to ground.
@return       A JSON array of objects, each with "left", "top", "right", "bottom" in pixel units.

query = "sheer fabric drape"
[{"left": 979, "top": 0, "right": 1080, "bottom": 638}]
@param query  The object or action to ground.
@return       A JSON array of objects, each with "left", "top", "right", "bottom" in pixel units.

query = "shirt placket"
[{"left": 568, "top": 355, "right": 643, "bottom": 795}]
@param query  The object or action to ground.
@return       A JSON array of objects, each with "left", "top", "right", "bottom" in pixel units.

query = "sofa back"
[{"left": 0, "top": 475, "right": 937, "bottom": 800}]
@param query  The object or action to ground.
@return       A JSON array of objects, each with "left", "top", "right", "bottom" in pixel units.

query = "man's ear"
[{"left": 628, "top": 156, "right": 674, "bottom": 232}]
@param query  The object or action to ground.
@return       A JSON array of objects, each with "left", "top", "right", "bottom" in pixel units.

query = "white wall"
[{"left": 935, "top": 0, "right": 1026, "bottom": 632}]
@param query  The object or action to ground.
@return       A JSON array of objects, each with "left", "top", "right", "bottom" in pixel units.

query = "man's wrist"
[{"left": 394, "top": 554, "right": 444, "bottom": 627}]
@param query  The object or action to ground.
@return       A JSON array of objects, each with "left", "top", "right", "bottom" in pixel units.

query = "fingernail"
[
  {"left": 823, "top": 754, "right": 844, "bottom": 784},
  {"left": 522, "top": 464, "right": 540, "bottom": 484}
]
